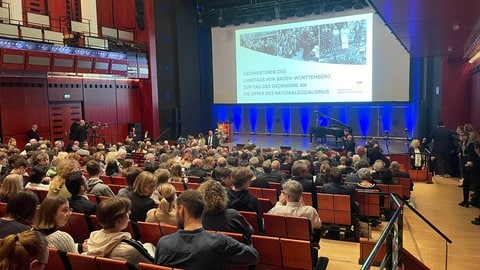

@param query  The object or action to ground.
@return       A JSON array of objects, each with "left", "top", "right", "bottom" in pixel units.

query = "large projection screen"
[{"left": 212, "top": 9, "right": 410, "bottom": 104}]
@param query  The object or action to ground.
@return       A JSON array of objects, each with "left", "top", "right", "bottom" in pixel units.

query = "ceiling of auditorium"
[{"left": 181, "top": 0, "right": 480, "bottom": 61}]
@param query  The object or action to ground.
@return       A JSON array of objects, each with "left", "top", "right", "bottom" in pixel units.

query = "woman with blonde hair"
[
  {"left": 0, "top": 230, "right": 48, "bottom": 270},
  {"left": 126, "top": 171, "right": 157, "bottom": 222},
  {"left": 145, "top": 183, "right": 177, "bottom": 225},
  {"left": 47, "top": 158, "right": 80, "bottom": 198},
  {"left": 0, "top": 174, "right": 23, "bottom": 203}
]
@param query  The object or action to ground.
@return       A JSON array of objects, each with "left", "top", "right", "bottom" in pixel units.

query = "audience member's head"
[
  {"left": 330, "top": 167, "right": 343, "bottom": 183},
  {"left": 281, "top": 180, "right": 303, "bottom": 202},
  {"left": 0, "top": 174, "right": 23, "bottom": 201},
  {"left": 357, "top": 168, "right": 372, "bottom": 181},
  {"left": 65, "top": 171, "right": 87, "bottom": 196},
  {"left": 28, "top": 165, "right": 48, "bottom": 184},
  {"left": 34, "top": 195, "right": 70, "bottom": 230},
  {"left": 122, "top": 166, "right": 143, "bottom": 188},
  {"left": 154, "top": 168, "right": 170, "bottom": 184},
  {"left": 156, "top": 183, "right": 176, "bottom": 214},
  {"left": 291, "top": 160, "right": 307, "bottom": 177},
  {"left": 86, "top": 160, "right": 101, "bottom": 176},
  {"left": 5, "top": 190, "right": 39, "bottom": 225},
  {"left": 231, "top": 167, "right": 254, "bottom": 190},
  {"left": 175, "top": 189, "right": 205, "bottom": 229},
  {"left": 96, "top": 196, "right": 131, "bottom": 230},
  {"left": 389, "top": 161, "right": 401, "bottom": 172},
  {"left": 105, "top": 160, "right": 120, "bottom": 176},
  {"left": 133, "top": 171, "right": 157, "bottom": 197},
  {"left": 0, "top": 230, "right": 48, "bottom": 269},
  {"left": 198, "top": 180, "right": 227, "bottom": 214}
]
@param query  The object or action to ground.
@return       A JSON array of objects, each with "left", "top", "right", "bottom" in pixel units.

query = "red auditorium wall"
[
  {"left": 471, "top": 71, "right": 480, "bottom": 129},
  {"left": 0, "top": 76, "right": 140, "bottom": 147},
  {"left": 440, "top": 57, "right": 472, "bottom": 127}
]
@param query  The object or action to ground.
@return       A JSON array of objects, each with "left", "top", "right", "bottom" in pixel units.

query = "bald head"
[{"left": 271, "top": 160, "right": 281, "bottom": 171}]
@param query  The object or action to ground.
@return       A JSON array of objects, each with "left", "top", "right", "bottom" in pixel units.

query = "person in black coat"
[
  {"left": 424, "top": 120, "right": 454, "bottom": 177},
  {"left": 27, "top": 124, "right": 41, "bottom": 141},
  {"left": 65, "top": 171, "right": 97, "bottom": 215}
]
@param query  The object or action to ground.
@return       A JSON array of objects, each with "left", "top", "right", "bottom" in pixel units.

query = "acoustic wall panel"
[
  {"left": 75, "top": 56, "right": 93, "bottom": 73},
  {"left": 51, "top": 54, "right": 75, "bottom": 72},
  {"left": 93, "top": 58, "right": 110, "bottom": 74},
  {"left": 26, "top": 51, "right": 51, "bottom": 71},
  {"left": 1, "top": 48, "right": 25, "bottom": 70}
]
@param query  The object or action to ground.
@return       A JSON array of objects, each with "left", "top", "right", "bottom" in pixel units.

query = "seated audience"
[
  {"left": 86, "top": 197, "right": 154, "bottom": 265},
  {"left": 145, "top": 183, "right": 177, "bottom": 226},
  {"left": 0, "top": 174, "right": 23, "bottom": 203},
  {"left": 118, "top": 166, "right": 143, "bottom": 196},
  {"left": 48, "top": 158, "right": 80, "bottom": 198},
  {"left": 25, "top": 165, "right": 50, "bottom": 190},
  {"left": 33, "top": 195, "right": 79, "bottom": 253},
  {"left": 371, "top": 160, "right": 395, "bottom": 184},
  {"left": 86, "top": 160, "right": 115, "bottom": 197},
  {"left": 0, "top": 230, "right": 49, "bottom": 270},
  {"left": 143, "top": 153, "right": 159, "bottom": 173},
  {"left": 345, "top": 160, "right": 370, "bottom": 183},
  {"left": 198, "top": 180, "right": 253, "bottom": 244},
  {"left": 356, "top": 168, "right": 378, "bottom": 190},
  {"left": 65, "top": 171, "right": 97, "bottom": 215},
  {"left": 187, "top": 158, "right": 207, "bottom": 181},
  {"left": 126, "top": 171, "right": 157, "bottom": 222},
  {"left": 105, "top": 160, "right": 120, "bottom": 176},
  {"left": 214, "top": 167, "right": 233, "bottom": 188},
  {"left": 0, "top": 190, "right": 39, "bottom": 238},
  {"left": 269, "top": 180, "right": 322, "bottom": 245},
  {"left": 227, "top": 167, "right": 262, "bottom": 231},
  {"left": 154, "top": 190, "right": 259, "bottom": 269}
]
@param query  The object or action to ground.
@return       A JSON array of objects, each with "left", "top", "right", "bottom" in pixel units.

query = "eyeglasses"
[{"left": 59, "top": 208, "right": 73, "bottom": 213}]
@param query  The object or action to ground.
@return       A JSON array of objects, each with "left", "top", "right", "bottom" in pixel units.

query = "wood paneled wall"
[{"left": 0, "top": 77, "right": 140, "bottom": 148}]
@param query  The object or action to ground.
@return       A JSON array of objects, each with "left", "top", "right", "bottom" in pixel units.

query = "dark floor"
[{"left": 223, "top": 133, "right": 410, "bottom": 154}]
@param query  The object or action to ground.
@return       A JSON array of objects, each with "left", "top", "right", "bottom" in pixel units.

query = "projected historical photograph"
[{"left": 239, "top": 19, "right": 367, "bottom": 65}]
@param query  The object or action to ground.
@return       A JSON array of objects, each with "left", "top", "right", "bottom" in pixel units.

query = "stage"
[{"left": 222, "top": 133, "right": 410, "bottom": 154}]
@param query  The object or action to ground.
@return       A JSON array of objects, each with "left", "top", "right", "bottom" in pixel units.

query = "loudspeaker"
[
  {"left": 127, "top": 123, "right": 142, "bottom": 142},
  {"left": 172, "top": 107, "right": 180, "bottom": 139}
]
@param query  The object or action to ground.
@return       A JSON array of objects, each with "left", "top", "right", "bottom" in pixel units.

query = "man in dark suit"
[
  {"left": 425, "top": 120, "right": 454, "bottom": 177},
  {"left": 187, "top": 158, "right": 207, "bottom": 181},
  {"left": 256, "top": 160, "right": 285, "bottom": 183},
  {"left": 65, "top": 171, "right": 97, "bottom": 215},
  {"left": 206, "top": 130, "right": 219, "bottom": 148},
  {"left": 27, "top": 124, "right": 41, "bottom": 141}
]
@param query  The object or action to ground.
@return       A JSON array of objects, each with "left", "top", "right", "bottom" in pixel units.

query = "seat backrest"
[
  {"left": 396, "top": 177, "right": 412, "bottom": 199},
  {"left": 248, "top": 187, "right": 262, "bottom": 198},
  {"left": 186, "top": 176, "right": 202, "bottom": 183},
  {"left": 251, "top": 235, "right": 283, "bottom": 268},
  {"left": 99, "top": 175, "right": 112, "bottom": 184},
  {"left": 138, "top": 262, "right": 173, "bottom": 270},
  {"left": 159, "top": 223, "right": 178, "bottom": 236},
  {"left": 285, "top": 216, "right": 311, "bottom": 241},
  {"left": 87, "top": 194, "right": 99, "bottom": 204},
  {"left": 280, "top": 238, "right": 313, "bottom": 269},
  {"left": 186, "top": 182, "right": 200, "bottom": 190},
  {"left": 301, "top": 192, "right": 313, "bottom": 207},
  {"left": 355, "top": 191, "right": 380, "bottom": 218},
  {"left": 238, "top": 211, "right": 260, "bottom": 235},
  {"left": 257, "top": 198, "right": 272, "bottom": 213},
  {"left": 268, "top": 181, "right": 282, "bottom": 194},
  {"left": 46, "top": 248, "right": 69, "bottom": 270},
  {"left": 333, "top": 194, "right": 351, "bottom": 225},
  {"left": 108, "top": 184, "right": 127, "bottom": 195},
  {"left": 263, "top": 213, "right": 287, "bottom": 238},
  {"left": 261, "top": 188, "right": 278, "bottom": 206},
  {"left": 137, "top": 221, "right": 162, "bottom": 245},
  {"left": 170, "top": 181, "right": 185, "bottom": 192},
  {"left": 110, "top": 176, "right": 128, "bottom": 186},
  {"left": 67, "top": 252, "right": 99, "bottom": 270},
  {"left": 0, "top": 202, "right": 7, "bottom": 217},
  {"left": 95, "top": 256, "right": 135, "bottom": 270},
  {"left": 67, "top": 212, "right": 91, "bottom": 243},
  {"left": 316, "top": 193, "right": 334, "bottom": 224}
]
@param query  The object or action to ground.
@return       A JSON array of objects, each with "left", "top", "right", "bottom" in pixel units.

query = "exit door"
[{"left": 49, "top": 102, "right": 82, "bottom": 143}]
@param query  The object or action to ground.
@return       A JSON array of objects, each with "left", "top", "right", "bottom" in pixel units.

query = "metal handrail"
[{"left": 360, "top": 191, "right": 452, "bottom": 270}]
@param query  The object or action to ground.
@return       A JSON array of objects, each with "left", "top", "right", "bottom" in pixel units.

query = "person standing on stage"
[
  {"left": 27, "top": 124, "right": 41, "bottom": 141},
  {"left": 424, "top": 121, "right": 454, "bottom": 177}
]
